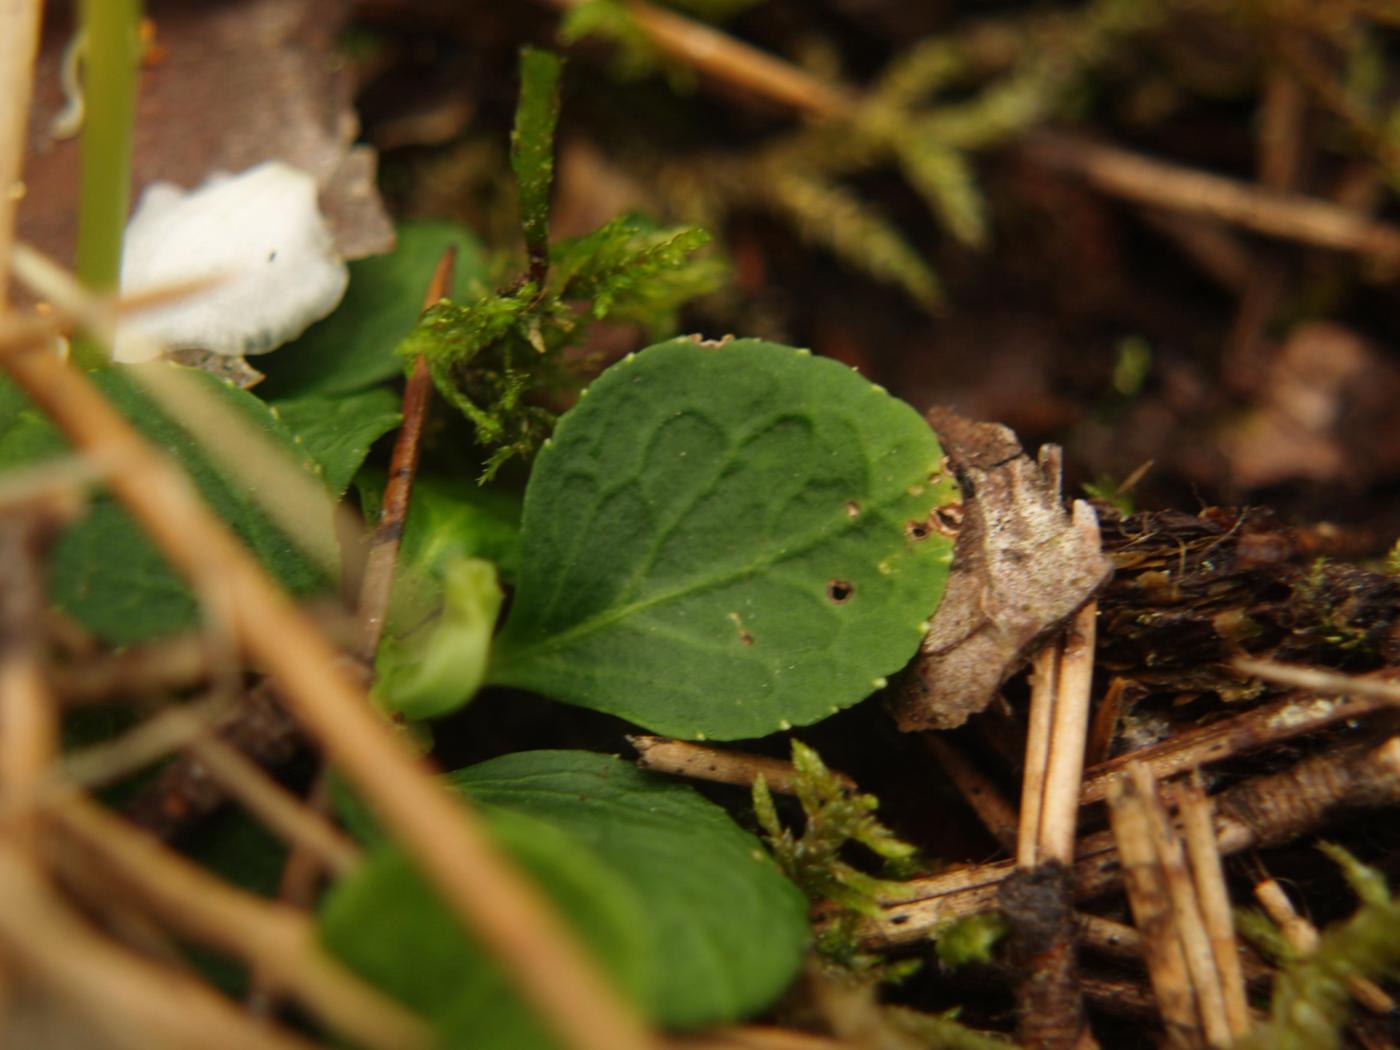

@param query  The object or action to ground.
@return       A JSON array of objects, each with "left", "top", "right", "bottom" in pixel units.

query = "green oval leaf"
[
  {"left": 319, "top": 806, "right": 651, "bottom": 1050},
  {"left": 450, "top": 750, "right": 809, "bottom": 1028},
  {"left": 487, "top": 337, "right": 958, "bottom": 739}
]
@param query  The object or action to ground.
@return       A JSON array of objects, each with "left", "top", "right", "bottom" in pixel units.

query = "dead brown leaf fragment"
[
  {"left": 19, "top": 0, "right": 392, "bottom": 267},
  {"left": 892, "top": 407, "right": 1112, "bottom": 731}
]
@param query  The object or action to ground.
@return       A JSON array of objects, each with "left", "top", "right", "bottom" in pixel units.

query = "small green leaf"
[
  {"left": 512, "top": 48, "right": 563, "bottom": 267},
  {"left": 488, "top": 338, "right": 958, "bottom": 739},
  {"left": 373, "top": 556, "right": 502, "bottom": 720},
  {"left": 0, "top": 365, "right": 332, "bottom": 644},
  {"left": 359, "top": 472, "right": 519, "bottom": 720},
  {"left": 360, "top": 471, "right": 523, "bottom": 584},
  {"left": 271, "top": 387, "right": 402, "bottom": 495},
  {"left": 257, "top": 221, "right": 489, "bottom": 399},
  {"left": 319, "top": 806, "right": 651, "bottom": 1050},
  {"left": 450, "top": 750, "right": 809, "bottom": 1028}
]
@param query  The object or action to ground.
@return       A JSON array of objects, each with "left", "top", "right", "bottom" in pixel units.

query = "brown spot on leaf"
[
  {"left": 827, "top": 579, "right": 854, "bottom": 604},
  {"left": 845, "top": 500, "right": 861, "bottom": 518},
  {"left": 727, "top": 611, "right": 754, "bottom": 647}
]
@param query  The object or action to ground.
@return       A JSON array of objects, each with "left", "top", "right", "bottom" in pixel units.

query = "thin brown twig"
[
  {"left": 543, "top": 0, "right": 855, "bottom": 121},
  {"left": 0, "top": 300, "right": 657, "bottom": 1050},
  {"left": 0, "top": 515, "right": 58, "bottom": 849},
  {"left": 1017, "top": 641, "right": 1059, "bottom": 866},
  {"left": 924, "top": 734, "right": 1018, "bottom": 851},
  {"left": 124, "top": 679, "right": 302, "bottom": 838},
  {"left": 856, "top": 734, "right": 1400, "bottom": 948},
  {"left": 1253, "top": 873, "right": 1395, "bottom": 1015},
  {"left": 1038, "top": 590, "right": 1098, "bottom": 866},
  {"left": 1083, "top": 676, "right": 1129, "bottom": 769},
  {"left": 49, "top": 793, "right": 430, "bottom": 1049},
  {"left": 60, "top": 694, "right": 231, "bottom": 788},
  {"left": 0, "top": 0, "right": 41, "bottom": 308},
  {"left": 0, "top": 842, "right": 324, "bottom": 1050},
  {"left": 184, "top": 730, "right": 361, "bottom": 877},
  {"left": 357, "top": 246, "right": 457, "bottom": 663},
  {"left": 1079, "top": 687, "right": 1389, "bottom": 805},
  {"left": 1174, "top": 773, "right": 1251, "bottom": 1038},
  {"left": 668, "top": 1027, "right": 854, "bottom": 1050},
  {"left": 1234, "top": 658, "right": 1400, "bottom": 705},
  {"left": 1025, "top": 131, "right": 1400, "bottom": 260},
  {"left": 1106, "top": 771, "right": 1201, "bottom": 1046},
  {"left": 1129, "top": 763, "right": 1232, "bottom": 1049},
  {"left": 630, "top": 734, "right": 854, "bottom": 794}
]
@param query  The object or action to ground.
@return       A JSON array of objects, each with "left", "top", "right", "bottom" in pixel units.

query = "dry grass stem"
[
  {"left": 668, "top": 1027, "right": 855, "bottom": 1049},
  {"left": 1080, "top": 688, "right": 1388, "bottom": 805},
  {"left": 629, "top": 734, "right": 853, "bottom": 794},
  {"left": 0, "top": 452, "right": 107, "bottom": 517},
  {"left": 59, "top": 694, "right": 230, "bottom": 788},
  {"left": 924, "top": 734, "right": 1018, "bottom": 850},
  {"left": 1233, "top": 658, "right": 1400, "bottom": 706},
  {"left": 1084, "top": 676, "right": 1129, "bottom": 768},
  {"left": 544, "top": 0, "right": 855, "bottom": 121},
  {"left": 1017, "top": 641, "right": 1059, "bottom": 866},
  {"left": 184, "top": 730, "right": 361, "bottom": 877},
  {"left": 1174, "top": 774, "right": 1251, "bottom": 1037},
  {"left": 859, "top": 734, "right": 1400, "bottom": 948},
  {"left": 0, "top": 315, "right": 655, "bottom": 1050},
  {"left": 1106, "top": 772, "right": 1201, "bottom": 1046},
  {"left": 1026, "top": 132, "right": 1400, "bottom": 259},
  {"left": 1253, "top": 873, "right": 1395, "bottom": 1015},
  {"left": 1039, "top": 589, "right": 1099, "bottom": 865},
  {"left": 0, "top": 517, "right": 58, "bottom": 848},
  {"left": 53, "top": 630, "right": 225, "bottom": 704},
  {"left": 1128, "top": 764, "right": 1232, "bottom": 1048},
  {"left": 50, "top": 794, "right": 430, "bottom": 1049},
  {"left": 0, "top": 0, "right": 42, "bottom": 307},
  {"left": 0, "top": 843, "right": 323, "bottom": 1050}
]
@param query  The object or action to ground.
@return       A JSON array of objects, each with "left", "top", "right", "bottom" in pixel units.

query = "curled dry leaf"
[
  {"left": 891, "top": 406, "right": 1112, "bottom": 732},
  {"left": 18, "top": 0, "right": 393, "bottom": 268}
]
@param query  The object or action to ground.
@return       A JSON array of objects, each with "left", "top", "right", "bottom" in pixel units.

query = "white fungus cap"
[{"left": 113, "top": 161, "right": 349, "bottom": 363}]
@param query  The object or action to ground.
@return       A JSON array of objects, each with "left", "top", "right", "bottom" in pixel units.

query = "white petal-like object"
[{"left": 114, "top": 161, "right": 349, "bottom": 363}]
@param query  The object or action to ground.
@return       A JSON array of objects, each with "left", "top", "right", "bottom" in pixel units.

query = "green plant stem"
[{"left": 74, "top": 0, "right": 142, "bottom": 369}]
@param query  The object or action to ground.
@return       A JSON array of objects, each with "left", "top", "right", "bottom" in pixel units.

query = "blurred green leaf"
[
  {"left": 319, "top": 806, "right": 651, "bottom": 1050},
  {"left": 450, "top": 750, "right": 809, "bottom": 1028}
]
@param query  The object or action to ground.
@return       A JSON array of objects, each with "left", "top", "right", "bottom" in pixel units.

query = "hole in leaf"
[
  {"left": 826, "top": 579, "right": 854, "bottom": 604},
  {"left": 934, "top": 503, "right": 965, "bottom": 537},
  {"left": 906, "top": 519, "right": 930, "bottom": 541}
]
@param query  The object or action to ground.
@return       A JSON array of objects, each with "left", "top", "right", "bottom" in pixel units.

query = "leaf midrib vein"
[{"left": 494, "top": 498, "right": 926, "bottom": 670}]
